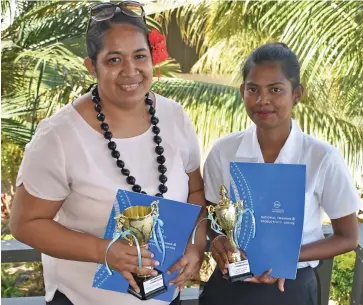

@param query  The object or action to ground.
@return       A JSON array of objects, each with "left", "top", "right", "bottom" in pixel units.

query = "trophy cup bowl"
[
  {"left": 116, "top": 201, "right": 167, "bottom": 300},
  {"left": 211, "top": 185, "right": 254, "bottom": 282}
]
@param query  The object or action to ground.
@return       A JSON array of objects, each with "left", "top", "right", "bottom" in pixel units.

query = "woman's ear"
[
  {"left": 293, "top": 84, "right": 304, "bottom": 105},
  {"left": 84, "top": 57, "right": 96, "bottom": 77}
]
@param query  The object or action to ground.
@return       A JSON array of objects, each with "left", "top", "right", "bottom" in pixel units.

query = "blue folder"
[{"left": 230, "top": 162, "right": 306, "bottom": 279}]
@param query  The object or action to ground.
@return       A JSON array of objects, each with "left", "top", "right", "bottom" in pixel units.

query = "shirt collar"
[{"left": 235, "top": 120, "right": 304, "bottom": 164}]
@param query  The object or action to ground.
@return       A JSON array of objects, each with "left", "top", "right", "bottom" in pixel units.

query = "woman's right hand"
[
  {"left": 211, "top": 235, "right": 247, "bottom": 274},
  {"left": 105, "top": 239, "right": 160, "bottom": 293}
]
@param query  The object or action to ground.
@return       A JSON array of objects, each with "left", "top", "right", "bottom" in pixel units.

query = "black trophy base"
[
  {"left": 128, "top": 269, "right": 167, "bottom": 300},
  {"left": 223, "top": 271, "right": 254, "bottom": 282},
  {"left": 222, "top": 259, "right": 254, "bottom": 282}
]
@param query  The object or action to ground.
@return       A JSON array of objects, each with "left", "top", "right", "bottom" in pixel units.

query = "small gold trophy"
[
  {"left": 115, "top": 201, "right": 167, "bottom": 300},
  {"left": 208, "top": 185, "right": 254, "bottom": 282}
]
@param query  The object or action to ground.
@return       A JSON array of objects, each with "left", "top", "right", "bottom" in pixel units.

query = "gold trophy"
[
  {"left": 208, "top": 185, "right": 254, "bottom": 282},
  {"left": 115, "top": 201, "right": 167, "bottom": 300}
]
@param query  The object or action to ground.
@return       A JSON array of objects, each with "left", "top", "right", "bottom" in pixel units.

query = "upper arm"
[
  {"left": 10, "top": 186, "right": 63, "bottom": 238},
  {"left": 187, "top": 168, "right": 205, "bottom": 203},
  {"left": 330, "top": 213, "right": 358, "bottom": 243}
]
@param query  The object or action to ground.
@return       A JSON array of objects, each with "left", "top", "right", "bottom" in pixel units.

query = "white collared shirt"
[{"left": 203, "top": 120, "right": 360, "bottom": 268}]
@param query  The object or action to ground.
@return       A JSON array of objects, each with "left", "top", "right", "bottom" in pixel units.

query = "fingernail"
[
  {"left": 152, "top": 271, "right": 158, "bottom": 276},
  {"left": 167, "top": 271, "right": 171, "bottom": 275},
  {"left": 135, "top": 288, "right": 140, "bottom": 293},
  {"left": 169, "top": 282, "right": 174, "bottom": 286},
  {"left": 154, "top": 261, "right": 160, "bottom": 266},
  {"left": 151, "top": 253, "right": 154, "bottom": 258}
]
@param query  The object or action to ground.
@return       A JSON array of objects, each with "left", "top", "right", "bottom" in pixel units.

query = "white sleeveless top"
[{"left": 16, "top": 93, "right": 201, "bottom": 305}]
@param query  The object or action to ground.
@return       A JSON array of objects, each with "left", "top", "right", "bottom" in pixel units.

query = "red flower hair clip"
[{"left": 148, "top": 29, "right": 169, "bottom": 66}]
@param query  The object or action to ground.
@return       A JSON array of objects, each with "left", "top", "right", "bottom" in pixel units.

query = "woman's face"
[
  {"left": 240, "top": 62, "right": 303, "bottom": 130},
  {"left": 87, "top": 23, "right": 153, "bottom": 107}
]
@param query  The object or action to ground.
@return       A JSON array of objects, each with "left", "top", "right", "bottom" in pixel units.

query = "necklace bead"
[
  {"left": 154, "top": 135, "right": 162, "bottom": 144},
  {"left": 104, "top": 131, "right": 112, "bottom": 140},
  {"left": 111, "top": 150, "right": 120, "bottom": 159},
  {"left": 159, "top": 174, "right": 167, "bottom": 183},
  {"left": 155, "top": 146, "right": 164, "bottom": 155},
  {"left": 151, "top": 116, "right": 159, "bottom": 125},
  {"left": 121, "top": 168, "right": 130, "bottom": 176},
  {"left": 152, "top": 126, "right": 160, "bottom": 134},
  {"left": 132, "top": 185, "right": 142, "bottom": 193},
  {"left": 100, "top": 122, "right": 109, "bottom": 131},
  {"left": 149, "top": 107, "right": 156, "bottom": 115},
  {"left": 116, "top": 160, "right": 125, "bottom": 168},
  {"left": 157, "top": 155, "right": 166, "bottom": 164},
  {"left": 94, "top": 104, "right": 102, "bottom": 113},
  {"left": 97, "top": 113, "right": 105, "bottom": 122},
  {"left": 158, "top": 165, "right": 167, "bottom": 174},
  {"left": 108, "top": 141, "right": 117, "bottom": 150}
]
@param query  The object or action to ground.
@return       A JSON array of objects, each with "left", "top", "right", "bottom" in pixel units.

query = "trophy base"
[
  {"left": 128, "top": 269, "right": 167, "bottom": 300},
  {"left": 223, "top": 259, "right": 253, "bottom": 282}
]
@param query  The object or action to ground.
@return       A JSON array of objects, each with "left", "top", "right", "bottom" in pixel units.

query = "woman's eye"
[
  {"left": 135, "top": 54, "right": 146, "bottom": 59},
  {"left": 247, "top": 88, "right": 257, "bottom": 93},
  {"left": 272, "top": 88, "right": 282, "bottom": 93},
  {"left": 108, "top": 58, "right": 121, "bottom": 64}
]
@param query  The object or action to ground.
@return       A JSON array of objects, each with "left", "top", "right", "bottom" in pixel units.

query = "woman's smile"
[{"left": 118, "top": 82, "right": 141, "bottom": 92}]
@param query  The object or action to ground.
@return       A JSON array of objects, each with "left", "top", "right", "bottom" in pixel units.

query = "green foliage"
[
  {"left": 1, "top": 232, "right": 45, "bottom": 298},
  {"left": 330, "top": 251, "right": 356, "bottom": 305},
  {"left": 1, "top": 268, "right": 25, "bottom": 298},
  {"left": 1, "top": 262, "right": 45, "bottom": 298}
]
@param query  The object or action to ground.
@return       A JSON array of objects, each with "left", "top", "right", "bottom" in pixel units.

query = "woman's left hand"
[
  {"left": 244, "top": 269, "right": 285, "bottom": 292},
  {"left": 167, "top": 243, "right": 204, "bottom": 290}
]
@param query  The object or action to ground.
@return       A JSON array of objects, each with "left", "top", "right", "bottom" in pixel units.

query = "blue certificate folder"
[
  {"left": 230, "top": 162, "right": 306, "bottom": 279},
  {"left": 93, "top": 190, "right": 201, "bottom": 301}
]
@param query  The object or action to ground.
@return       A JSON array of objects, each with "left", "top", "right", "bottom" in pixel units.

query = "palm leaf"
[{"left": 174, "top": 1, "right": 363, "bottom": 118}]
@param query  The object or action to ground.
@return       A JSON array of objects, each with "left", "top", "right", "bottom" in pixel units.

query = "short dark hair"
[
  {"left": 86, "top": 9, "right": 151, "bottom": 62},
  {"left": 242, "top": 43, "right": 301, "bottom": 88}
]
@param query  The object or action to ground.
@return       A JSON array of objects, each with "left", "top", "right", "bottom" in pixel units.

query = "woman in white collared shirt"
[{"left": 200, "top": 43, "right": 360, "bottom": 305}]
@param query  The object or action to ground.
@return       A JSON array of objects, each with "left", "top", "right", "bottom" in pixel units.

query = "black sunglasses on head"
[
  {"left": 90, "top": 1, "right": 146, "bottom": 22},
  {"left": 86, "top": 1, "right": 146, "bottom": 33}
]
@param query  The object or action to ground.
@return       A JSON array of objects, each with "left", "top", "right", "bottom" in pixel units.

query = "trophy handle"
[
  {"left": 207, "top": 205, "right": 215, "bottom": 216},
  {"left": 235, "top": 200, "right": 244, "bottom": 215},
  {"left": 150, "top": 200, "right": 160, "bottom": 217},
  {"left": 115, "top": 214, "right": 133, "bottom": 246}
]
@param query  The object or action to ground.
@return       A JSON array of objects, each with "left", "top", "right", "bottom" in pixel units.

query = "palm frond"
[
  {"left": 175, "top": 1, "right": 363, "bottom": 113},
  {"left": 1, "top": 118, "right": 32, "bottom": 148},
  {"left": 3, "top": 1, "right": 91, "bottom": 48}
]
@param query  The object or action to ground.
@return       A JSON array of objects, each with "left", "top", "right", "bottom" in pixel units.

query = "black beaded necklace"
[{"left": 91, "top": 85, "right": 168, "bottom": 197}]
